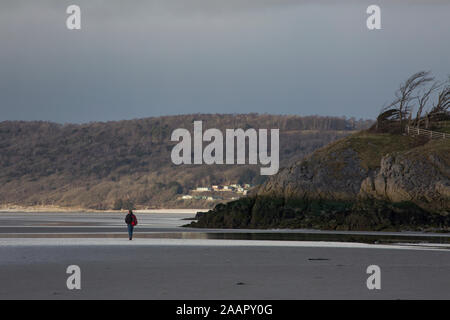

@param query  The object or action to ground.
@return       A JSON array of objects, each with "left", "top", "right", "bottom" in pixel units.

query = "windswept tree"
[
  {"left": 415, "top": 81, "right": 442, "bottom": 128},
  {"left": 377, "top": 71, "right": 434, "bottom": 132},
  {"left": 432, "top": 84, "right": 450, "bottom": 114},
  {"left": 422, "top": 84, "right": 449, "bottom": 128},
  {"left": 381, "top": 71, "right": 434, "bottom": 128}
]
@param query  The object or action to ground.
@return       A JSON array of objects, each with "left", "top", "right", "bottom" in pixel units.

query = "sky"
[{"left": 0, "top": 0, "right": 449, "bottom": 123}]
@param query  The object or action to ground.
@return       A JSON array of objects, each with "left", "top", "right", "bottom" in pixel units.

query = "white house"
[{"left": 195, "top": 187, "right": 211, "bottom": 192}]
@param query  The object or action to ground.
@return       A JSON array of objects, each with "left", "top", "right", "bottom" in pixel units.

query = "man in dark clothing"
[{"left": 125, "top": 210, "right": 138, "bottom": 240}]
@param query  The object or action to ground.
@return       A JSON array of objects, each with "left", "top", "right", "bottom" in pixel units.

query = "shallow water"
[
  {"left": 1, "top": 212, "right": 449, "bottom": 247},
  {"left": 2, "top": 231, "right": 450, "bottom": 247}
]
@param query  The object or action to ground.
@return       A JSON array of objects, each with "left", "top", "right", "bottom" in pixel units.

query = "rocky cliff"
[
  {"left": 360, "top": 140, "right": 450, "bottom": 214},
  {"left": 190, "top": 132, "right": 450, "bottom": 231}
]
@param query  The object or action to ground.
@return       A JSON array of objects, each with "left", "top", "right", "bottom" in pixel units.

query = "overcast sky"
[{"left": 1, "top": 0, "right": 449, "bottom": 123}]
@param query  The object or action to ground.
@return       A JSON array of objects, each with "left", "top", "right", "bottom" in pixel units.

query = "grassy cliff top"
[
  {"left": 404, "top": 139, "right": 450, "bottom": 168},
  {"left": 311, "top": 130, "right": 444, "bottom": 171}
]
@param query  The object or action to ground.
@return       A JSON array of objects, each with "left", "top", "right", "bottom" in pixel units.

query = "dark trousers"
[{"left": 127, "top": 224, "right": 134, "bottom": 239}]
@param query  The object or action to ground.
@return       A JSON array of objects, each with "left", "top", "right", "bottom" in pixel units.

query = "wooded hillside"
[{"left": 0, "top": 114, "right": 371, "bottom": 209}]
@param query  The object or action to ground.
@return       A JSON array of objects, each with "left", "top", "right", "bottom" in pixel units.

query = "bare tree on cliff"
[
  {"left": 379, "top": 71, "right": 434, "bottom": 131},
  {"left": 433, "top": 84, "right": 450, "bottom": 113},
  {"left": 425, "top": 84, "right": 450, "bottom": 126},
  {"left": 415, "top": 81, "right": 442, "bottom": 128}
]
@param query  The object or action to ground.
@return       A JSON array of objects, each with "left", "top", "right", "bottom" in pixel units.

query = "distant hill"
[{"left": 0, "top": 114, "right": 372, "bottom": 210}]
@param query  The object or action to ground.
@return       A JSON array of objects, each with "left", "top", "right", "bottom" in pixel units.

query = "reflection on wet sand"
[
  {"left": 1, "top": 212, "right": 450, "bottom": 249},
  {"left": 1, "top": 231, "right": 450, "bottom": 246}
]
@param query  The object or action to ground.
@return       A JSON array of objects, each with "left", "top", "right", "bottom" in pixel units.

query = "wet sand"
[
  {"left": 0, "top": 212, "right": 449, "bottom": 299},
  {"left": 1, "top": 244, "right": 449, "bottom": 299}
]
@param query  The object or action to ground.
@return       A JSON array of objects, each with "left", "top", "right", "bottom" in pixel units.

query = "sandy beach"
[
  {"left": 1, "top": 244, "right": 449, "bottom": 300},
  {"left": 0, "top": 212, "right": 449, "bottom": 299}
]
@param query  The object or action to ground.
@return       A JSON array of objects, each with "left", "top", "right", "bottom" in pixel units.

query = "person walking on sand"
[{"left": 125, "top": 210, "right": 138, "bottom": 240}]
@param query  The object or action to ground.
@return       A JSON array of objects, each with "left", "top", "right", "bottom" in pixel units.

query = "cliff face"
[
  {"left": 258, "top": 133, "right": 449, "bottom": 214},
  {"left": 191, "top": 132, "right": 450, "bottom": 230},
  {"left": 360, "top": 141, "right": 450, "bottom": 214},
  {"left": 257, "top": 148, "right": 368, "bottom": 201}
]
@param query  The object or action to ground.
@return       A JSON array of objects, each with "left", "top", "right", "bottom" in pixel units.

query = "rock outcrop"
[
  {"left": 257, "top": 147, "right": 368, "bottom": 201},
  {"left": 258, "top": 134, "right": 450, "bottom": 214},
  {"left": 190, "top": 132, "right": 450, "bottom": 230},
  {"left": 360, "top": 147, "right": 450, "bottom": 214}
]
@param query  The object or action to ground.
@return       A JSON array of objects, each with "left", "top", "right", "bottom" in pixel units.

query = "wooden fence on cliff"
[{"left": 406, "top": 126, "right": 449, "bottom": 139}]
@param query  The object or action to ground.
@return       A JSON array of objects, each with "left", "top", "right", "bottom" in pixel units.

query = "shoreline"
[
  {"left": 1, "top": 238, "right": 449, "bottom": 251},
  {"left": 0, "top": 206, "right": 205, "bottom": 214}
]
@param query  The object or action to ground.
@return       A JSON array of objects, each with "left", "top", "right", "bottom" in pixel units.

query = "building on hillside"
[
  {"left": 194, "top": 187, "right": 211, "bottom": 192},
  {"left": 206, "top": 196, "right": 222, "bottom": 201}
]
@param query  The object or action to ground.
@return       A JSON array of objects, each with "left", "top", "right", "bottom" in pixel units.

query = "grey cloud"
[
  {"left": 2, "top": 0, "right": 450, "bottom": 18},
  {"left": 0, "top": 0, "right": 449, "bottom": 123}
]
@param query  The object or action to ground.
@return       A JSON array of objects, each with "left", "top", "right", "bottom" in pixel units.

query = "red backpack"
[{"left": 131, "top": 214, "right": 138, "bottom": 227}]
